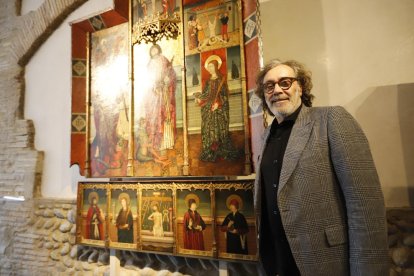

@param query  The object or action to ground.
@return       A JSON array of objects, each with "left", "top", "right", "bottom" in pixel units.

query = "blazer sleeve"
[{"left": 327, "top": 106, "right": 389, "bottom": 276}]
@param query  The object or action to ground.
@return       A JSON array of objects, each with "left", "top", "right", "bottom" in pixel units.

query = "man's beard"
[{"left": 266, "top": 88, "right": 301, "bottom": 118}]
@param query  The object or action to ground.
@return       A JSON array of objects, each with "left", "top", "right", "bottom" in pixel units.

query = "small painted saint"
[
  {"left": 188, "top": 15, "right": 198, "bottom": 50},
  {"left": 115, "top": 193, "right": 134, "bottom": 243},
  {"left": 137, "top": 0, "right": 147, "bottom": 19},
  {"left": 231, "top": 60, "right": 239, "bottom": 79},
  {"left": 148, "top": 201, "right": 164, "bottom": 237},
  {"left": 192, "top": 66, "right": 199, "bottom": 86},
  {"left": 196, "top": 18, "right": 205, "bottom": 50},
  {"left": 221, "top": 196, "right": 249, "bottom": 254},
  {"left": 85, "top": 192, "right": 105, "bottom": 240},
  {"left": 183, "top": 196, "right": 206, "bottom": 250},
  {"left": 219, "top": 12, "right": 229, "bottom": 42}
]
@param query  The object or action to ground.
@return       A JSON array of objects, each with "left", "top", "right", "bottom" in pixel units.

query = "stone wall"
[
  {"left": 0, "top": 198, "right": 253, "bottom": 275},
  {"left": 0, "top": 198, "right": 110, "bottom": 275},
  {"left": 388, "top": 209, "right": 414, "bottom": 276}
]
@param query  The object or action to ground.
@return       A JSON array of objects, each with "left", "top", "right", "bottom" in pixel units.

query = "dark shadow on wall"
[
  {"left": 397, "top": 83, "right": 414, "bottom": 206},
  {"left": 351, "top": 84, "right": 414, "bottom": 207}
]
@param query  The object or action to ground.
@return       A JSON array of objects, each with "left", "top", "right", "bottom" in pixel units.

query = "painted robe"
[
  {"left": 183, "top": 209, "right": 206, "bottom": 250},
  {"left": 221, "top": 211, "right": 249, "bottom": 254},
  {"left": 197, "top": 75, "right": 239, "bottom": 162},
  {"left": 86, "top": 205, "right": 104, "bottom": 240},
  {"left": 146, "top": 53, "right": 177, "bottom": 151},
  {"left": 116, "top": 208, "right": 133, "bottom": 243}
]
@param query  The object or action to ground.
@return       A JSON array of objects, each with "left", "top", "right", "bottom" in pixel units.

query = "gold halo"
[
  {"left": 204, "top": 55, "right": 222, "bottom": 70},
  {"left": 184, "top": 193, "right": 200, "bottom": 208},
  {"left": 118, "top": 192, "right": 131, "bottom": 205},
  {"left": 88, "top": 191, "right": 99, "bottom": 205},
  {"left": 226, "top": 194, "right": 243, "bottom": 210}
]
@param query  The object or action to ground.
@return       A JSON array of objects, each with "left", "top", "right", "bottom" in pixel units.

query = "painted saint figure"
[
  {"left": 148, "top": 202, "right": 164, "bottom": 237},
  {"left": 145, "top": 44, "right": 177, "bottom": 153},
  {"left": 137, "top": 0, "right": 147, "bottom": 19},
  {"left": 183, "top": 198, "right": 206, "bottom": 250},
  {"left": 194, "top": 55, "right": 240, "bottom": 162},
  {"left": 188, "top": 16, "right": 198, "bottom": 50},
  {"left": 208, "top": 15, "right": 217, "bottom": 39},
  {"left": 85, "top": 193, "right": 105, "bottom": 240},
  {"left": 196, "top": 18, "right": 205, "bottom": 50},
  {"left": 231, "top": 60, "right": 239, "bottom": 79},
  {"left": 221, "top": 198, "right": 249, "bottom": 254},
  {"left": 192, "top": 66, "right": 199, "bottom": 86},
  {"left": 90, "top": 34, "right": 129, "bottom": 176},
  {"left": 219, "top": 12, "right": 229, "bottom": 42},
  {"left": 116, "top": 196, "right": 133, "bottom": 243}
]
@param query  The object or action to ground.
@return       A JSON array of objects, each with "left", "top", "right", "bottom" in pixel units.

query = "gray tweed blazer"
[{"left": 254, "top": 106, "right": 389, "bottom": 276}]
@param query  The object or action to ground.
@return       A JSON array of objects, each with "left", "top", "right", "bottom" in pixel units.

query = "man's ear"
[{"left": 297, "top": 86, "right": 303, "bottom": 97}]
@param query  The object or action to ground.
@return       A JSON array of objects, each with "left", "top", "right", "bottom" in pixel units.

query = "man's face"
[
  {"left": 263, "top": 65, "right": 302, "bottom": 120},
  {"left": 190, "top": 203, "right": 197, "bottom": 211},
  {"left": 229, "top": 204, "right": 237, "bottom": 212},
  {"left": 92, "top": 198, "right": 97, "bottom": 205}
]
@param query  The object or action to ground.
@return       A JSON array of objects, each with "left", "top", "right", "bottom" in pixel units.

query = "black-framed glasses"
[{"left": 263, "top": 77, "right": 297, "bottom": 94}]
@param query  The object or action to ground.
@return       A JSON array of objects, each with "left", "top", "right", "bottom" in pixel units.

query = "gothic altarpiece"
[{"left": 71, "top": 0, "right": 262, "bottom": 262}]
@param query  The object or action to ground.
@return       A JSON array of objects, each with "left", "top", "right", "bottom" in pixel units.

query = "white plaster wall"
[
  {"left": 261, "top": 0, "right": 414, "bottom": 207},
  {"left": 24, "top": 0, "right": 114, "bottom": 198}
]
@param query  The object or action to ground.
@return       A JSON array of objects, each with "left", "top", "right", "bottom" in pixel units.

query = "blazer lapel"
[
  {"left": 257, "top": 125, "right": 272, "bottom": 166},
  {"left": 254, "top": 123, "right": 271, "bottom": 211},
  {"left": 278, "top": 106, "right": 314, "bottom": 194}
]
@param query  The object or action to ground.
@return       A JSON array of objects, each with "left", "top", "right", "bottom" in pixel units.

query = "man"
[{"left": 254, "top": 59, "right": 388, "bottom": 276}]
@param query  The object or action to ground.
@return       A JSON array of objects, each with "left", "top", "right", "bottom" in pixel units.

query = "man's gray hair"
[{"left": 255, "top": 59, "right": 315, "bottom": 111}]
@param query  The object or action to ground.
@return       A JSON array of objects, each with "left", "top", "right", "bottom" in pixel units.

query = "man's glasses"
[{"left": 263, "top": 77, "right": 297, "bottom": 94}]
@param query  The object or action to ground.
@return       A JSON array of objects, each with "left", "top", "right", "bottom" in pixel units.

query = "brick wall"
[{"left": 0, "top": 1, "right": 88, "bottom": 274}]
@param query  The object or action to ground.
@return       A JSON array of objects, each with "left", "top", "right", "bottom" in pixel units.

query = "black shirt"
[{"left": 260, "top": 105, "right": 302, "bottom": 276}]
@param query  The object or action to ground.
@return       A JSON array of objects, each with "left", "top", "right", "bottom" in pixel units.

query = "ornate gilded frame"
[{"left": 76, "top": 180, "right": 257, "bottom": 261}]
